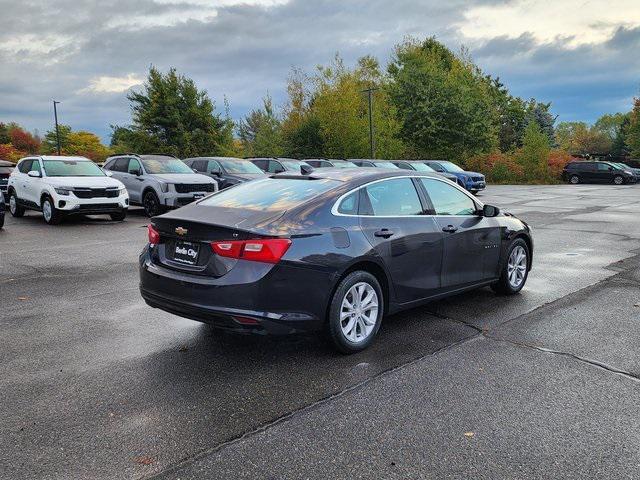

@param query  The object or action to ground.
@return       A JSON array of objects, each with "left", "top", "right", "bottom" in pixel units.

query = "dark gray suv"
[{"left": 103, "top": 154, "right": 218, "bottom": 216}]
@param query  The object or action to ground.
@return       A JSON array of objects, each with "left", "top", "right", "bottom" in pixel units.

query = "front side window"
[
  {"left": 420, "top": 178, "right": 476, "bottom": 215},
  {"left": 141, "top": 157, "right": 193, "bottom": 174},
  {"left": 198, "top": 178, "right": 340, "bottom": 212},
  {"left": 411, "top": 163, "right": 435, "bottom": 172},
  {"left": 373, "top": 161, "right": 399, "bottom": 169},
  {"left": 31, "top": 160, "right": 41, "bottom": 174},
  {"left": 42, "top": 160, "right": 105, "bottom": 177},
  {"left": 362, "top": 178, "right": 423, "bottom": 216},
  {"left": 597, "top": 163, "right": 612, "bottom": 171},
  {"left": 128, "top": 158, "right": 142, "bottom": 174},
  {"left": 439, "top": 161, "right": 465, "bottom": 173},
  {"left": 267, "top": 161, "right": 284, "bottom": 173}
]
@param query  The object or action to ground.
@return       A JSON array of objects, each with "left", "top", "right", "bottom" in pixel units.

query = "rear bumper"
[{"left": 139, "top": 248, "right": 332, "bottom": 335}]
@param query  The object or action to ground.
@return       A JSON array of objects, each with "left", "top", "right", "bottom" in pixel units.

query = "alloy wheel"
[
  {"left": 43, "top": 200, "right": 52, "bottom": 222},
  {"left": 614, "top": 176, "right": 623, "bottom": 185},
  {"left": 507, "top": 245, "right": 527, "bottom": 289},
  {"left": 340, "top": 282, "right": 379, "bottom": 343},
  {"left": 144, "top": 194, "right": 158, "bottom": 217},
  {"left": 570, "top": 175, "right": 579, "bottom": 184}
]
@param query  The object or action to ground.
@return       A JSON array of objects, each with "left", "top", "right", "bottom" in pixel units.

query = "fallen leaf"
[
  {"left": 179, "top": 345, "right": 189, "bottom": 352},
  {"left": 634, "top": 303, "right": 640, "bottom": 308},
  {"left": 464, "top": 432, "right": 474, "bottom": 438},
  {"left": 133, "top": 456, "right": 154, "bottom": 466},
  {"left": 17, "top": 296, "right": 28, "bottom": 301}
]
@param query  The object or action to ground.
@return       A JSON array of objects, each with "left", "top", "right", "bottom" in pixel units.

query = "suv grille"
[
  {"left": 78, "top": 203, "right": 119, "bottom": 211},
  {"left": 73, "top": 188, "right": 119, "bottom": 199},
  {"left": 174, "top": 183, "right": 216, "bottom": 193}
]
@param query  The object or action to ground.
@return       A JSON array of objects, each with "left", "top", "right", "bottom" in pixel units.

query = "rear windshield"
[
  {"left": 198, "top": 178, "right": 339, "bottom": 212},
  {"left": 43, "top": 160, "right": 105, "bottom": 177}
]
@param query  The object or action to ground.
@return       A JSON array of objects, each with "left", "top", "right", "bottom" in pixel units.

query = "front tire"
[
  {"left": 327, "top": 271, "right": 383, "bottom": 354},
  {"left": 110, "top": 210, "right": 127, "bottom": 221},
  {"left": 613, "top": 175, "right": 624, "bottom": 185},
  {"left": 143, "top": 191, "right": 163, "bottom": 217},
  {"left": 9, "top": 191, "right": 25, "bottom": 217},
  {"left": 569, "top": 174, "right": 580, "bottom": 184},
  {"left": 42, "top": 195, "right": 62, "bottom": 225},
  {"left": 491, "top": 238, "right": 530, "bottom": 295}
]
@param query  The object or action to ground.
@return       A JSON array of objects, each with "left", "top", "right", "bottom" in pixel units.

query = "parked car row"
[{"left": 2, "top": 153, "right": 486, "bottom": 226}]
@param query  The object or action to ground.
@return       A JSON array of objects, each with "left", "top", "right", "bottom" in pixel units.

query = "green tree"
[
  {"left": 238, "top": 95, "right": 283, "bottom": 157},
  {"left": 125, "top": 66, "right": 233, "bottom": 157},
  {"left": 42, "top": 124, "right": 72, "bottom": 153},
  {"left": 626, "top": 97, "right": 640, "bottom": 158},
  {"left": 525, "top": 100, "right": 556, "bottom": 146},
  {"left": 555, "top": 121, "right": 612, "bottom": 155},
  {"left": 387, "top": 37, "right": 497, "bottom": 162},
  {"left": 517, "top": 121, "right": 550, "bottom": 181}
]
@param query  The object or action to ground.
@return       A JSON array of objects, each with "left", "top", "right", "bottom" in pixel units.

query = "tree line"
[{"left": 2, "top": 37, "right": 640, "bottom": 183}]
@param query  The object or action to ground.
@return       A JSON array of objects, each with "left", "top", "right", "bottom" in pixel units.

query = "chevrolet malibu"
[{"left": 140, "top": 169, "right": 533, "bottom": 353}]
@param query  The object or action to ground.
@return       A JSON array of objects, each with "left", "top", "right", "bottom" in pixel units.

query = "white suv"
[{"left": 7, "top": 155, "right": 129, "bottom": 225}]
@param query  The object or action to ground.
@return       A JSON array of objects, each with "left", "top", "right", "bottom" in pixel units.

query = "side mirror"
[
  {"left": 27, "top": 170, "right": 41, "bottom": 178},
  {"left": 132, "top": 169, "right": 142, "bottom": 176},
  {"left": 210, "top": 169, "right": 221, "bottom": 176},
  {"left": 104, "top": 170, "right": 113, "bottom": 177},
  {"left": 192, "top": 168, "right": 198, "bottom": 173},
  {"left": 481, "top": 204, "right": 500, "bottom": 217}
]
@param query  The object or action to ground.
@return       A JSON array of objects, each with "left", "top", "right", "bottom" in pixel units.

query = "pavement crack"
[{"left": 485, "top": 334, "right": 640, "bottom": 384}]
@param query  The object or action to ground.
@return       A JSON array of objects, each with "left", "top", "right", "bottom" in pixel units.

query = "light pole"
[
  {"left": 362, "top": 87, "right": 379, "bottom": 159},
  {"left": 53, "top": 100, "right": 61, "bottom": 155}
]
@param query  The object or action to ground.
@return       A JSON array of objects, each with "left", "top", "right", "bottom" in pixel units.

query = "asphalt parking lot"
[{"left": 2, "top": 183, "right": 640, "bottom": 479}]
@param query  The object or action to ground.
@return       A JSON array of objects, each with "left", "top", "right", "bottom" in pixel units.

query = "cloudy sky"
[{"left": 1, "top": 0, "right": 639, "bottom": 142}]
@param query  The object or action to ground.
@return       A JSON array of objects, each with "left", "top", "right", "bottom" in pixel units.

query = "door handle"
[
  {"left": 374, "top": 229, "right": 394, "bottom": 238},
  {"left": 442, "top": 225, "right": 458, "bottom": 233}
]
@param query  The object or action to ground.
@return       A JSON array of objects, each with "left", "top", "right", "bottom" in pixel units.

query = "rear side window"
[
  {"left": 337, "top": 191, "right": 359, "bottom": 215},
  {"left": 251, "top": 159, "right": 268, "bottom": 171},
  {"left": 420, "top": 178, "right": 476, "bottom": 215},
  {"left": 362, "top": 178, "right": 423, "bottom": 216},
  {"left": 111, "top": 158, "right": 129, "bottom": 172},
  {"left": 198, "top": 178, "right": 340, "bottom": 212},
  {"left": 18, "top": 160, "right": 33, "bottom": 173}
]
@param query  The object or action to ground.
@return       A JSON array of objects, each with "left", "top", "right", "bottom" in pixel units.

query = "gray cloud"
[{"left": 0, "top": 0, "right": 638, "bottom": 141}]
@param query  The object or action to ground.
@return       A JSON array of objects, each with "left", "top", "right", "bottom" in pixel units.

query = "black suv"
[
  {"left": 562, "top": 161, "right": 637, "bottom": 185},
  {"left": 183, "top": 157, "right": 266, "bottom": 189},
  {"left": 0, "top": 160, "right": 14, "bottom": 199}
]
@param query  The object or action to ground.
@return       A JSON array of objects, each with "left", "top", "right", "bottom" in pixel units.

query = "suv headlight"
[
  {"left": 54, "top": 187, "right": 72, "bottom": 196},
  {"left": 159, "top": 183, "right": 170, "bottom": 193}
]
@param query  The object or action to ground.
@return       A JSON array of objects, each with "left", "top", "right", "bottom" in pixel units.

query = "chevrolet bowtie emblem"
[{"left": 175, "top": 227, "right": 188, "bottom": 236}]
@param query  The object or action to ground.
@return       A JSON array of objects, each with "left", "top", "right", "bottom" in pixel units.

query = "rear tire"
[
  {"left": 0, "top": 213, "right": 4, "bottom": 229},
  {"left": 42, "top": 195, "right": 61, "bottom": 225},
  {"left": 569, "top": 174, "right": 580, "bottom": 184},
  {"left": 327, "top": 271, "right": 383, "bottom": 354},
  {"left": 491, "top": 238, "right": 530, "bottom": 295},
  {"left": 9, "top": 191, "right": 25, "bottom": 217},
  {"left": 110, "top": 210, "right": 127, "bottom": 221}
]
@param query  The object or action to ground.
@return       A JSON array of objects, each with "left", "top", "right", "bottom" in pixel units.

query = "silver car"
[{"left": 103, "top": 154, "right": 218, "bottom": 217}]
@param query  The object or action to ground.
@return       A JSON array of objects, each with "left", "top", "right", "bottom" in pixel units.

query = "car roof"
[
  {"left": 22, "top": 155, "right": 92, "bottom": 161},
  {"left": 184, "top": 156, "right": 245, "bottom": 161},
  {"left": 0, "top": 160, "right": 15, "bottom": 167},
  {"left": 280, "top": 167, "right": 444, "bottom": 183}
]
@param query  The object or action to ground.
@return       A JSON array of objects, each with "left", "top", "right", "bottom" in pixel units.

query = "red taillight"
[
  {"left": 148, "top": 224, "right": 160, "bottom": 245},
  {"left": 211, "top": 238, "right": 291, "bottom": 264}
]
